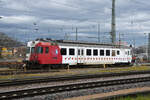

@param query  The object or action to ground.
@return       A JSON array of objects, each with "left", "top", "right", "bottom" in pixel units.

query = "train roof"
[
  {"left": 32, "top": 39, "right": 131, "bottom": 49},
  {"left": 56, "top": 40, "right": 131, "bottom": 49}
]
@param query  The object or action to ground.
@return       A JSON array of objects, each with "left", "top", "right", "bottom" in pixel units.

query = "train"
[{"left": 24, "top": 39, "right": 133, "bottom": 68}]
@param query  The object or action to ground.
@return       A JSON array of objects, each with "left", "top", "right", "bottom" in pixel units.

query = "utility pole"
[
  {"left": 76, "top": 27, "right": 78, "bottom": 41},
  {"left": 119, "top": 33, "right": 120, "bottom": 45},
  {"left": 98, "top": 23, "right": 100, "bottom": 43},
  {"left": 144, "top": 33, "right": 148, "bottom": 60},
  {"left": 111, "top": 0, "right": 116, "bottom": 44}
]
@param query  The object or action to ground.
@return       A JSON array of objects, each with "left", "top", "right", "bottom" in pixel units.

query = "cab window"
[
  {"left": 45, "top": 47, "right": 49, "bottom": 53},
  {"left": 31, "top": 47, "right": 35, "bottom": 53},
  {"left": 36, "top": 46, "right": 43, "bottom": 54}
]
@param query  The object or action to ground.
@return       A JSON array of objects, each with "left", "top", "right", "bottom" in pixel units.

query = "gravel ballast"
[
  {"left": 0, "top": 74, "right": 150, "bottom": 93},
  {"left": 17, "top": 81, "right": 150, "bottom": 100}
]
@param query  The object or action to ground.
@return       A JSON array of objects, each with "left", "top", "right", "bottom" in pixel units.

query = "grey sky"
[{"left": 0, "top": 0, "right": 149, "bottom": 46}]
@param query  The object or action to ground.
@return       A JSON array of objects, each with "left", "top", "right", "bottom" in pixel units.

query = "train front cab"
[{"left": 30, "top": 42, "right": 62, "bottom": 67}]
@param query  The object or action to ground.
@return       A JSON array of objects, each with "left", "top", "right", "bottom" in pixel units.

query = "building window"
[
  {"left": 117, "top": 50, "right": 120, "bottom": 55},
  {"left": 106, "top": 50, "right": 110, "bottom": 56},
  {"left": 69, "top": 48, "right": 75, "bottom": 55},
  {"left": 86, "top": 49, "right": 91, "bottom": 56},
  {"left": 61, "top": 48, "right": 67, "bottom": 55},
  {"left": 45, "top": 47, "right": 49, "bottom": 53},
  {"left": 93, "top": 49, "right": 98, "bottom": 56},
  {"left": 100, "top": 50, "right": 104, "bottom": 56},
  {"left": 112, "top": 50, "right": 116, "bottom": 56}
]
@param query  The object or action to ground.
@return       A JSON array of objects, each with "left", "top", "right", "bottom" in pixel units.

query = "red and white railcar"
[{"left": 25, "top": 39, "right": 132, "bottom": 67}]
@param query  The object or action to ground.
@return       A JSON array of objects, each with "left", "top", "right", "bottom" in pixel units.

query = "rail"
[
  {"left": 0, "top": 76, "right": 150, "bottom": 99},
  {"left": 1, "top": 70, "right": 150, "bottom": 87}
]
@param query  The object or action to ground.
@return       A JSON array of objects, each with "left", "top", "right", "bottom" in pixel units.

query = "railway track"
[
  {"left": 0, "top": 66, "right": 131, "bottom": 75},
  {"left": 0, "top": 69, "right": 60, "bottom": 75},
  {"left": 1, "top": 76, "right": 150, "bottom": 99},
  {"left": 0, "top": 61, "right": 23, "bottom": 68},
  {"left": 1, "top": 70, "right": 150, "bottom": 87},
  {"left": 100, "top": 89, "right": 150, "bottom": 100}
]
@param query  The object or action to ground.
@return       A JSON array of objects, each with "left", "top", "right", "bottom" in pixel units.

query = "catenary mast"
[{"left": 111, "top": 0, "right": 116, "bottom": 44}]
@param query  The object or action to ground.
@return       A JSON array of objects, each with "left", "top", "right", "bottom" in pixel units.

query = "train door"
[
  {"left": 77, "top": 48, "right": 85, "bottom": 64},
  {"left": 122, "top": 49, "right": 127, "bottom": 63},
  {"left": 50, "top": 46, "right": 62, "bottom": 64},
  {"left": 38, "top": 46, "right": 49, "bottom": 64}
]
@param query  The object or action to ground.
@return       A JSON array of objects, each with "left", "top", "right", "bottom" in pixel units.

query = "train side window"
[
  {"left": 78, "top": 49, "right": 84, "bottom": 55},
  {"left": 100, "top": 50, "right": 104, "bottom": 56},
  {"left": 69, "top": 48, "right": 75, "bottom": 55},
  {"left": 106, "top": 50, "right": 110, "bottom": 56},
  {"left": 36, "top": 47, "right": 38, "bottom": 53},
  {"left": 128, "top": 51, "right": 130, "bottom": 55},
  {"left": 81, "top": 49, "right": 84, "bottom": 56},
  {"left": 86, "top": 49, "right": 91, "bottom": 56},
  {"left": 117, "top": 50, "right": 120, "bottom": 55},
  {"left": 61, "top": 48, "right": 67, "bottom": 55},
  {"left": 45, "top": 47, "right": 49, "bottom": 53},
  {"left": 78, "top": 49, "right": 80, "bottom": 55},
  {"left": 112, "top": 50, "right": 116, "bottom": 56},
  {"left": 93, "top": 49, "right": 98, "bottom": 56}
]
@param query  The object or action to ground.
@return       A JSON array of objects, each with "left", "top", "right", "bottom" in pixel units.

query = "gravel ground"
[
  {"left": 0, "top": 74, "right": 150, "bottom": 93},
  {"left": 16, "top": 81, "right": 150, "bottom": 100}
]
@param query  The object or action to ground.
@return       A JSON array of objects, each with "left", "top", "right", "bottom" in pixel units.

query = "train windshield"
[
  {"left": 31, "top": 47, "right": 35, "bottom": 53},
  {"left": 36, "top": 46, "right": 43, "bottom": 54},
  {"left": 26, "top": 47, "right": 30, "bottom": 54}
]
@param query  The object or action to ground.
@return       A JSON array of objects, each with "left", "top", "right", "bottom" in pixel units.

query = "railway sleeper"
[{"left": 1, "top": 77, "right": 150, "bottom": 99}]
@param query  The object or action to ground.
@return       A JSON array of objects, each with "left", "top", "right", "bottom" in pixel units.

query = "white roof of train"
[
  {"left": 28, "top": 39, "right": 131, "bottom": 49},
  {"left": 56, "top": 40, "right": 131, "bottom": 49}
]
